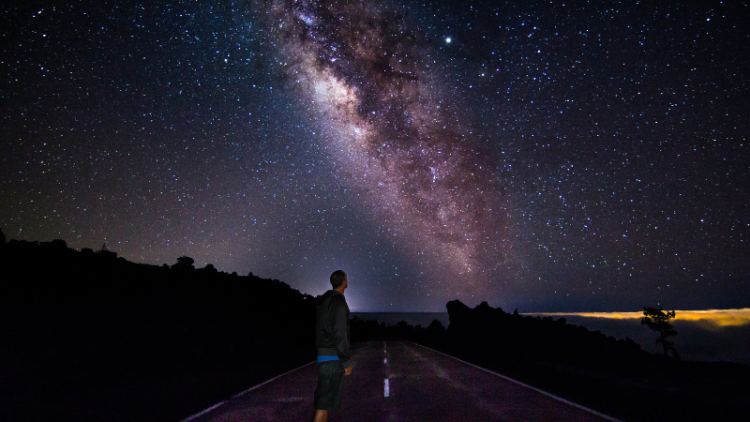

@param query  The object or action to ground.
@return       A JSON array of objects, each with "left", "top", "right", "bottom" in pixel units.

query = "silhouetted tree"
[
  {"left": 172, "top": 256, "right": 195, "bottom": 270},
  {"left": 50, "top": 239, "right": 67, "bottom": 249},
  {"left": 95, "top": 242, "right": 118, "bottom": 258},
  {"left": 426, "top": 319, "right": 446, "bottom": 333},
  {"left": 0, "top": 227, "right": 6, "bottom": 244},
  {"left": 642, "top": 307, "right": 679, "bottom": 359}
]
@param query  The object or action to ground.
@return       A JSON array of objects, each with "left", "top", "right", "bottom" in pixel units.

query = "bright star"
[{"left": 445, "top": 37, "right": 451, "bottom": 43}]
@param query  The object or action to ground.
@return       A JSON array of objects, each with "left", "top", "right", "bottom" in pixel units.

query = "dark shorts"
[{"left": 314, "top": 360, "right": 345, "bottom": 410}]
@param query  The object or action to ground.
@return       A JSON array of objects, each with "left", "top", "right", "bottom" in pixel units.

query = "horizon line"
[
  {"left": 351, "top": 309, "right": 750, "bottom": 328},
  {"left": 352, "top": 308, "right": 750, "bottom": 314},
  {"left": 524, "top": 308, "right": 750, "bottom": 328}
]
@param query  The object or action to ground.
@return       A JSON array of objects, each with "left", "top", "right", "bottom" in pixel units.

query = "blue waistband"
[{"left": 317, "top": 355, "right": 339, "bottom": 363}]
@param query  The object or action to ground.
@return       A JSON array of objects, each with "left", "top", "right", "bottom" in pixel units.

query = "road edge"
[{"left": 412, "top": 342, "right": 624, "bottom": 422}]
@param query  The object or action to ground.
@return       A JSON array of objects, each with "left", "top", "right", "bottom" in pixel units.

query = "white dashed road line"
[{"left": 383, "top": 342, "right": 390, "bottom": 397}]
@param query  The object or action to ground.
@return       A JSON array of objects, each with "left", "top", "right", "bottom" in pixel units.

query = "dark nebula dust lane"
[{"left": 1, "top": 0, "right": 748, "bottom": 311}]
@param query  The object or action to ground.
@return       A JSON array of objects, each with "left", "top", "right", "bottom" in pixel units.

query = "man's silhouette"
[{"left": 311, "top": 270, "right": 351, "bottom": 422}]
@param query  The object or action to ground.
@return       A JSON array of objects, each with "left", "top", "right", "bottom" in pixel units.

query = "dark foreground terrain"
[
  {"left": 0, "top": 237, "right": 316, "bottom": 421},
  {"left": 1, "top": 234, "right": 748, "bottom": 421}
]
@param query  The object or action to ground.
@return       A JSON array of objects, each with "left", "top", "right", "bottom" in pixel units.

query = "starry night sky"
[{"left": 2, "top": 0, "right": 748, "bottom": 312}]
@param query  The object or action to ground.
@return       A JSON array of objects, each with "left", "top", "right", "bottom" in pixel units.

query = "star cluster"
[{"left": 1, "top": 0, "right": 748, "bottom": 311}]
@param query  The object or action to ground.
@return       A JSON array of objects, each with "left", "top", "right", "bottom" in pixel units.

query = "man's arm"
[{"left": 332, "top": 296, "right": 351, "bottom": 368}]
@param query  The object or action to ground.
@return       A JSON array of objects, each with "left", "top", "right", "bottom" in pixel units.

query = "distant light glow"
[
  {"left": 525, "top": 309, "right": 750, "bottom": 329},
  {"left": 445, "top": 37, "right": 451, "bottom": 43}
]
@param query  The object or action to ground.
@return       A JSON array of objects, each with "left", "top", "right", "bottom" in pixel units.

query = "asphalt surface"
[{"left": 183, "top": 340, "right": 620, "bottom": 421}]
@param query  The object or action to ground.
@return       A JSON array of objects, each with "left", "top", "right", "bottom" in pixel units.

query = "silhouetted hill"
[
  {"left": 444, "top": 299, "right": 646, "bottom": 371},
  {"left": 2, "top": 237, "right": 748, "bottom": 421},
  {"left": 0, "top": 239, "right": 317, "bottom": 421},
  {"left": 431, "top": 300, "right": 749, "bottom": 421}
]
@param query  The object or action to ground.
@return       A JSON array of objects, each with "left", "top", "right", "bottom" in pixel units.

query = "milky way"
[
  {"left": 1, "top": 0, "right": 748, "bottom": 311},
  {"left": 262, "top": 0, "right": 513, "bottom": 282}
]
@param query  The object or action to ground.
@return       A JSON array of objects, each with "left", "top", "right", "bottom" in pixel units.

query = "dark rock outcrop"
[{"left": 444, "top": 300, "right": 644, "bottom": 372}]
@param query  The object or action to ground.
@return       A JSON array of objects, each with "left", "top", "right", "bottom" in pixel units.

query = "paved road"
[{"left": 183, "top": 341, "right": 620, "bottom": 421}]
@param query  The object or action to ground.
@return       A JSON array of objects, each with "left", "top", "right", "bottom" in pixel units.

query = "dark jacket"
[{"left": 315, "top": 290, "right": 351, "bottom": 368}]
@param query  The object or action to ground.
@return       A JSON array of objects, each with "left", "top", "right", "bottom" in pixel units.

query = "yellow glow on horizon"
[{"left": 525, "top": 309, "right": 750, "bottom": 328}]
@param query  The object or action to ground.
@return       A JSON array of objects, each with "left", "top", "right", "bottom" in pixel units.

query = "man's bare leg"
[{"left": 312, "top": 409, "right": 328, "bottom": 422}]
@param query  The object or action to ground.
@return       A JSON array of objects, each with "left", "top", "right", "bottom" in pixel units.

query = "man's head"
[{"left": 330, "top": 270, "right": 348, "bottom": 292}]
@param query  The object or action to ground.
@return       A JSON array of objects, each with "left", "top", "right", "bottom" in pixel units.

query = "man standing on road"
[{"left": 311, "top": 270, "right": 352, "bottom": 422}]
